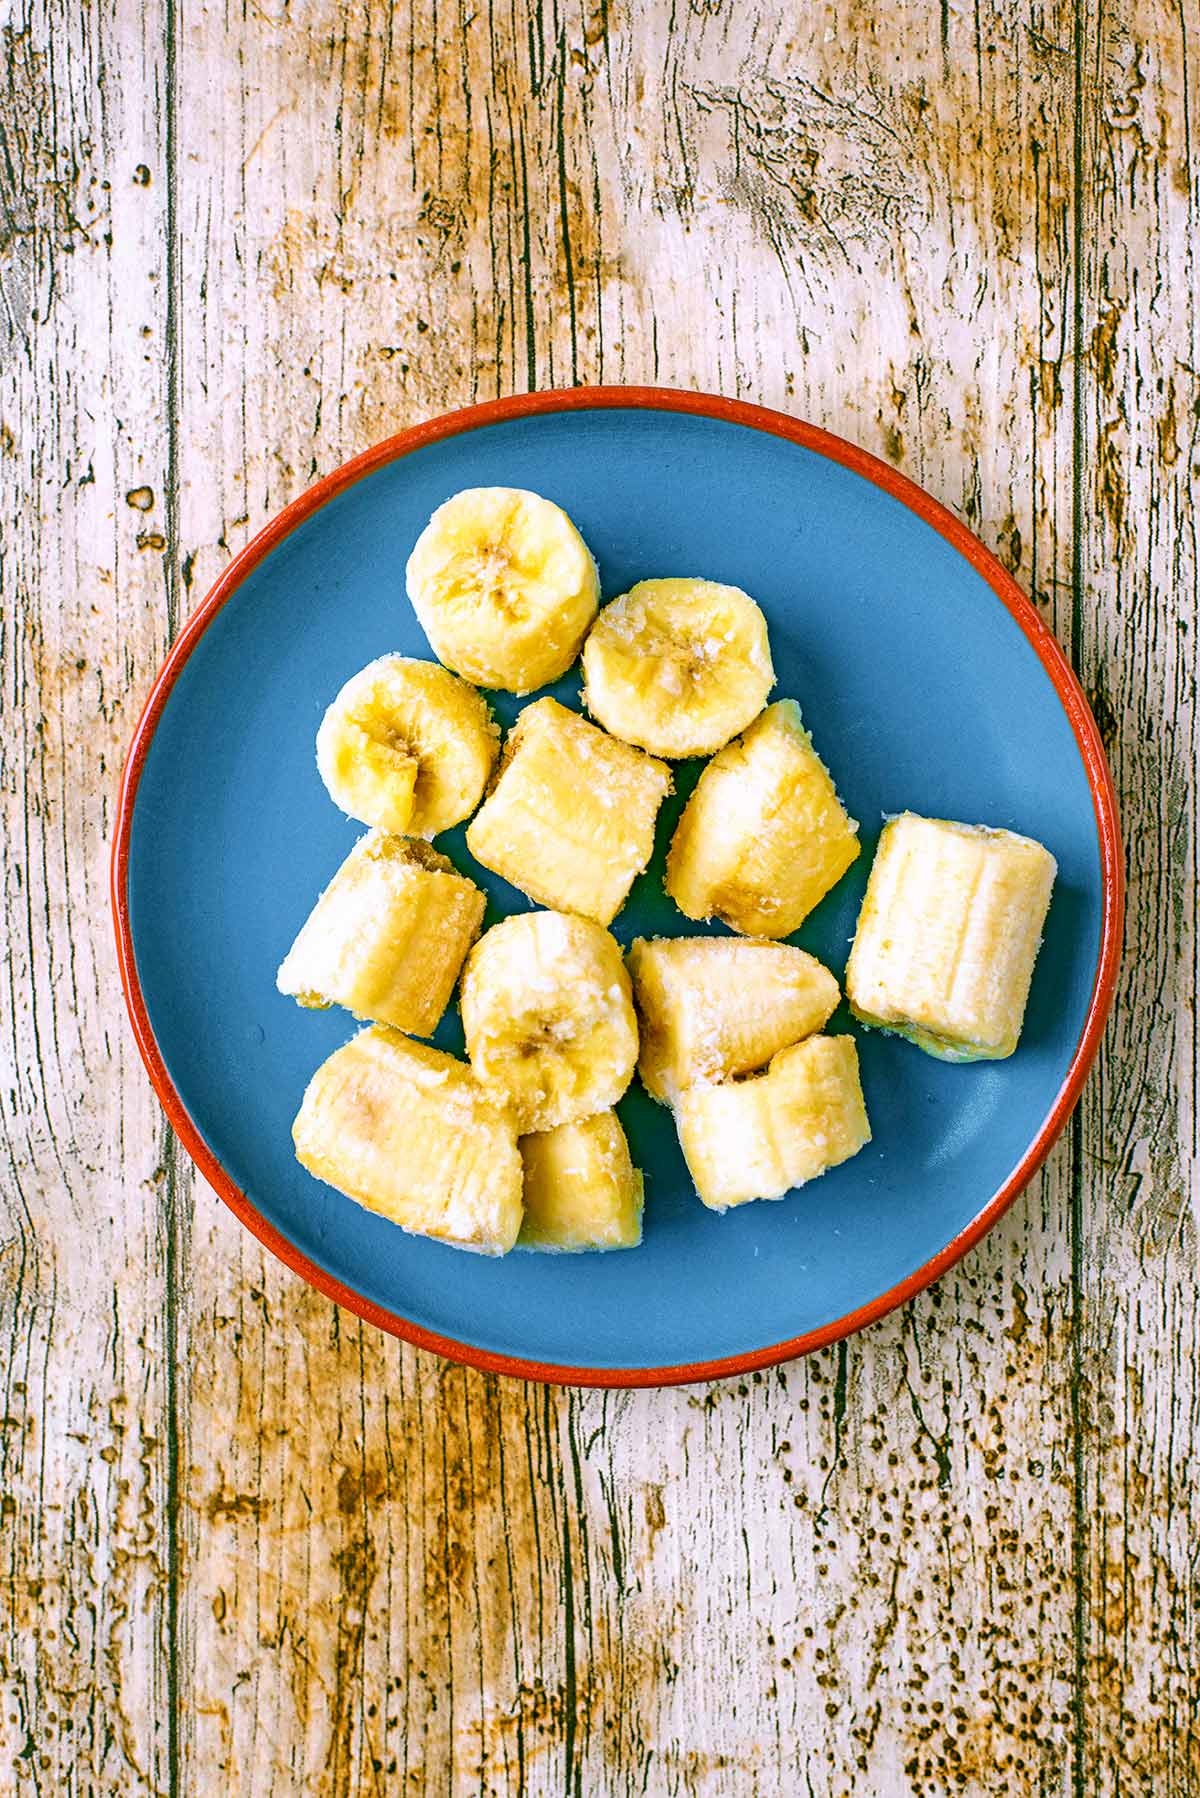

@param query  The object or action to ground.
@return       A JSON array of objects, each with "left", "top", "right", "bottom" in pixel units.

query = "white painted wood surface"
[{"left": 1, "top": 0, "right": 1195, "bottom": 1792}]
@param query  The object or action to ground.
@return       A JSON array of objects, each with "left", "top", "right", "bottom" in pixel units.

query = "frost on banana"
[
  {"left": 628, "top": 935, "right": 841, "bottom": 1103},
  {"left": 277, "top": 831, "right": 485, "bottom": 1038},
  {"left": 466, "top": 698, "right": 672, "bottom": 926},
  {"left": 316, "top": 654, "right": 498, "bottom": 837},
  {"left": 845, "top": 813, "right": 1057, "bottom": 1061},
  {"left": 461, "top": 910, "right": 639, "bottom": 1132},
  {"left": 665, "top": 700, "right": 859, "bottom": 937},
  {"left": 406, "top": 486, "right": 600, "bottom": 694},
  {"left": 518, "top": 1111, "right": 644, "bottom": 1252},
  {"left": 582, "top": 577, "right": 774, "bottom": 758},
  {"left": 675, "top": 1035, "right": 871, "bottom": 1212},
  {"left": 292, "top": 1026, "right": 523, "bottom": 1254}
]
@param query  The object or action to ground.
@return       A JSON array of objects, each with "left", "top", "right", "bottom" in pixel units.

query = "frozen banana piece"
[
  {"left": 665, "top": 700, "right": 859, "bottom": 938},
  {"left": 675, "top": 1035, "right": 871, "bottom": 1212},
  {"left": 518, "top": 1111, "right": 644, "bottom": 1252},
  {"left": 406, "top": 486, "right": 600, "bottom": 693},
  {"left": 277, "top": 832, "right": 485, "bottom": 1038},
  {"left": 582, "top": 577, "right": 774, "bottom": 758},
  {"left": 461, "top": 910, "right": 639, "bottom": 1132},
  {"left": 466, "top": 698, "right": 672, "bottom": 926},
  {"left": 628, "top": 935, "right": 840, "bottom": 1103},
  {"left": 316, "top": 653, "right": 498, "bottom": 837},
  {"left": 292, "top": 1026, "right": 523, "bottom": 1254},
  {"left": 845, "top": 812, "right": 1057, "bottom": 1061}
]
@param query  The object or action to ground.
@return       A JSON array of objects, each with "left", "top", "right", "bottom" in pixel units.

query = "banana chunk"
[
  {"left": 292, "top": 1026, "right": 523, "bottom": 1255},
  {"left": 845, "top": 813, "right": 1057, "bottom": 1061},
  {"left": 582, "top": 577, "right": 774, "bottom": 757},
  {"left": 277, "top": 832, "right": 485, "bottom": 1038},
  {"left": 518, "top": 1112, "right": 644, "bottom": 1252},
  {"left": 461, "top": 910, "right": 639, "bottom": 1132},
  {"left": 406, "top": 486, "right": 600, "bottom": 694},
  {"left": 666, "top": 699, "right": 859, "bottom": 937},
  {"left": 466, "top": 698, "right": 672, "bottom": 926},
  {"left": 675, "top": 1035, "right": 871, "bottom": 1211},
  {"left": 316, "top": 654, "right": 499, "bottom": 837},
  {"left": 628, "top": 935, "right": 840, "bottom": 1103}
]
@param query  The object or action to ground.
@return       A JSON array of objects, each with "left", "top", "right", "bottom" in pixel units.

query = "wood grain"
[
  {"left": 1076, "top": 0, "right": 1199, "bottom": 1787},
  {"left": 172, "top": 3, "right": 1084, "bottom": 1794},
  {"left": 0, "top": 0, "right": 1195, "bottom": 1792},
  {"left": 0, "top": 1, "right": 175, "bottom": 1791}
]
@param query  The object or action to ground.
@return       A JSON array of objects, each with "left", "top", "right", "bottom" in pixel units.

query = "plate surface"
[{"left": 113, "top": 389, "right": 1121, "bottom": 1385}]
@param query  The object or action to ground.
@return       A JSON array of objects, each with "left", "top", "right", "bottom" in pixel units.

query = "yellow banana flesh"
[
  {"left": 845, "top": 813, "right": 1057, "bottom": 1061},
  {"left": 518, "top": 1111, "right": 644, "bottom": 1252},
  {"left": 675, "top": 1034, "right": 871, "bottom": 1211},
  {"left": 460, "top": 910, "right": 639, "bottom": 1132},
  {"left": 292, "top": 1026, "right": 523, "bottom": 1254},
  {"left": 582, "top": 577, "right": 774, "bottom": 758},
  {"left": 466, "top": 697, "right": 672, "bottom": 927},
  {"left": 628, "top": 934, "right": 841, "bottom": 1103},
  {"left": 665, "top": 700, "right": 859, "bottom": 937},
  {"left": 276, "top": 831, "right": 485, "bottom": 1038},
  {"left": 316, "top": 653, "right": 498, "bottom": 838},
  {"left": 406, "top": 486, "right": 600, "bottom": 694}
]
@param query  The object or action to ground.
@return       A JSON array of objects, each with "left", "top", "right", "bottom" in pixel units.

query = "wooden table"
[{"left": 4, "top": 1, "right": 1196, "bottom": 1791}]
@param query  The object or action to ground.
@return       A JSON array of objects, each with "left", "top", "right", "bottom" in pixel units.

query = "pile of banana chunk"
[{"left": 279, "top": 487, "right": 1058, "bottom": 1257}]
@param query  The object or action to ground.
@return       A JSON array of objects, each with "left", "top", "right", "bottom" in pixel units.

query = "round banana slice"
[
  {"left": 405, "top": 487, "right": 600, "bottom": 694},
  {"left": 582, "top": 577, "right": 774, "bottom": 757},
  {"left": 316, "top": 654, "right": 499, "bottom": 838},
  {"left": 460, "top": 910, "right": 638, "bottom": 1132}
]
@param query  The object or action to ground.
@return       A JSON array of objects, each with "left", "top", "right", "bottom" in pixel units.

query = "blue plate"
[{"left": 113, "top": 390, "right": 1121, "bottom": 1385}]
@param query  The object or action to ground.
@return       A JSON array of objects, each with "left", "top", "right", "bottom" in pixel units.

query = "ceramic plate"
[{"left": 113, "top": 389, "right": 1122, "bottom": 1386}]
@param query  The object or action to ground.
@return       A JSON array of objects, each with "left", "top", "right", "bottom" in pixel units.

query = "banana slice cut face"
[
  {"left": 406, "top": 486, "right": 600, "bottom": 694},
  {"left": 583, "top": 577, "right": 774, "bottom": 757},
  {"left": 518, "top": 1112, "right": 644, "bottom": 1252},
  {"left": 461, "top": 910, "right": 639, "bottom": 1133},
  {"left": 316, "top": 654, "right": 498, "bottom": 837}
]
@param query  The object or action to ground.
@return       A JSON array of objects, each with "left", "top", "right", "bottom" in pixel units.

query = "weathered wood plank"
[
  {"left": 171, "top": 3, "right": 1093, "bottom": 1793},
  {"left": 7, "top": 0, "right": 1195, "bottom": 1790},
  {"left": 1076, "top": 3, "right": 1200, "bottom": 1790},
  {"left": 0, "top": 0, "right": 174, "bottom": 1791}
]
